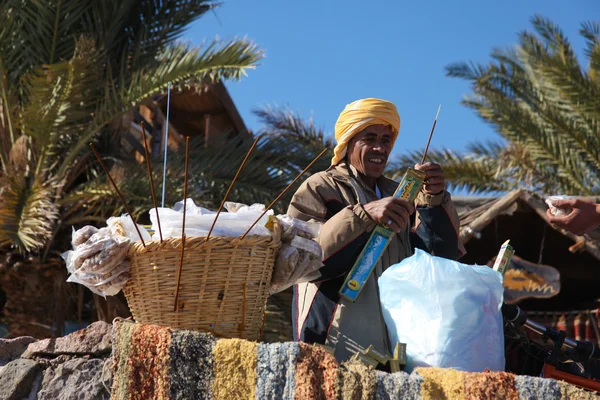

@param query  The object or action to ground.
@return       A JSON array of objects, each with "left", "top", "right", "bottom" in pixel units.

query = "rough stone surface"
[
  {"left": 0, "top": 358, "right": 43, "bottom": 400},
  {"left": 25, "top": 371, "right": 44, "bottom": 400},
  {"left": 0, "top": 337, "right": 37, "bottom": 366},
  {"left": 22, "top": 322, "right": 111, "bottom": 359},
  {"left": 36, "top": 358, "right": 111, "bottom": 400}
]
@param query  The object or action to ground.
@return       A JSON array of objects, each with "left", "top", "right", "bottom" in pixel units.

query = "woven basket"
[{"left": 123, "top": 224, "right": 281, "bottom": 340}]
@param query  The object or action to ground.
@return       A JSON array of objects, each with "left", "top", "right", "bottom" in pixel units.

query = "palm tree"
[
  {"left": 99, "top": 105, "right": 333, "bottom": 223},
  {"left": 389, "top": 15, "right": 600, "bottom": 196},
  {"left": 0, "top": 0, "right": 263, "bottom": 337}
]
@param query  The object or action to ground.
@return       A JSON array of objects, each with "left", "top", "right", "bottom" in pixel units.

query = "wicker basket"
[{"left": 123, "top": 224, "right": 281, "bottom": 340}]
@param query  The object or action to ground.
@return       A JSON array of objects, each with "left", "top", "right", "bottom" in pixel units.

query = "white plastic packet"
[
  {"left": 107, "top": 215, "right": 151, "bottom": 242},
  {"left": 62, "top": 216, "right": 146, "bottom": 297},
  {"left": 71, "top": 225, "right": 98, "bottom": 247},
  {"left": 379, "top": 249, "right": 505, "bottom": 373},
  {"left": 277, "top": 214, "right": 322, "bottom": 241},
  {"left": 545, "top": 195, "right": 573, "bottom": 217},
  {"left": 290, "top": 236, "right": 323, "bottom": 258},
  {"left": 150, "top": 199, "right": 273, "bottom": 239},
  {"left": 269, "top": 215, "right": 324, "bottom": 294},
  {"left": 269, "top": 245, "right": 300, "bottom": 294},
  {"left": 173, "top": 198, "right": 215, "bottom": 215}
]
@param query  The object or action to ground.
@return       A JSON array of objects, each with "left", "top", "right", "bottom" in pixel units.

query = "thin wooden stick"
[
  {"left": 206, "top": 136, "right": 260, "bottom": 240},
  {"left": 89, "top": 143, "right": 146, "bottom": 247},
  {"left": 173, "top": 136, "right": 191, "bottom": 312},
  {"left": 420, "top": 104, "right": 441, "bottom": 165},
  {"left": 239, "top": 147, "right": 329, "bottom": 241},
  {"left": 141, "top": 122, "right": 163, "bottom": 242}
]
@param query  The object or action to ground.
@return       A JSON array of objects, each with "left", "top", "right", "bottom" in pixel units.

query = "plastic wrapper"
[
  {"left": 107, "top": 215, "right": 151, "bottom": 242},
  {"left": 150, "top": 198, "right": 273, "bottom": 240},
  {"left": 269, "top": 215, "right": 324, "bottom": 294},
  {"left": 62, "top": 216, "right": 144, "bottom": 297},
  {"left": 293, "top": 258, "right": 322, "bottom": 284},
  {"left": 269, "top": 245, "right": 299, "bottom": 294},
  {"left": 277, "top": 214, "right": 321, "bottom": 241},
  {"left": 71, "top": 225, "right": 98, "bottom": 247},
  {"left": 379, "top": 249, "right": 505, "bottom": 373},
  {"left": 290, "top": 236, "right": 323, "bottom": 257},
  {"left": 545, "top": 195, "right": 573, "bottom": 217},
  {"left": 224, "top": 201, "right": 250, "bottom": 213},
  {"left": 69, "top": 267, "right": 130, "bottom": 297}
]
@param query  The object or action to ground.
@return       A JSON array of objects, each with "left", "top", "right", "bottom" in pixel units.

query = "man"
[
  {"left": 287, "top": 98, "right": 465, "bottom": 362},
  {"left": 547, "top": 198, "right": 600, "bottom": 236}
]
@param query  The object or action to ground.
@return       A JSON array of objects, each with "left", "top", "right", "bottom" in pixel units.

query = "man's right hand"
[{"left": 363, "top": 197, "right": 415, "bottom": 232}]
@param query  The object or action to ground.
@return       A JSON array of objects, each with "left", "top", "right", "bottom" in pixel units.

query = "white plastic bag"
[
  {"left": 378, "top": 249, "right": 505, "bottom": 373},
  {"left": 150, "top": 199, "right": 273, "bottom": 239}
]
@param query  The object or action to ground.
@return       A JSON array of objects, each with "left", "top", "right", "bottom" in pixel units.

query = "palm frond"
[
  {"left": 253, "top": 105, "right": 334, "bottom": 174},
  {"left": 19, "top": 38, "right": 101, "bottom": 154},
  {"left": 388, "top": 147, "right": 505, "bottom": 195},
  {"left": 580, "top": 21, "right": 600, "bottom": 79},
  {"left": 443, "top": 17, "right": 600, "bottom": 196},
  {"left": 0, "top": 1, "right": 265, "bottom": 258},
  {"left": 0, "top": 173, "right": 59, "bottom": 252},
  {"left": 88, "top": 0, "right": 217, "bottom": 75},
  {"left": 60, "top": 39, "right": 264, "bottom": 176},
  {"left": 65, "top": 134, "right": 300, "bottom": 224}
]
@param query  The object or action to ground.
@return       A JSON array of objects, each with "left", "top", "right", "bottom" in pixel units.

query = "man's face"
[{"left": 346, "top": 124, "right": 393, "bottom": 179}]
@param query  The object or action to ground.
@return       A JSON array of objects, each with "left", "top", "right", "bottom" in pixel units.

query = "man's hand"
[
  {"left": 415, "top": 162, "right": 445, "bottom": 195},
  {"left": 546, "top": 198, "right": 600, "bottom": 236},
  {"left": 363, "top": 197, "right": 415, "bottom": 232}
]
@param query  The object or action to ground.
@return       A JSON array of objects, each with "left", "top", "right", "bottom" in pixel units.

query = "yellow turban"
[{"left": 332, "top": 98, "right": 400, "bottom": 165}]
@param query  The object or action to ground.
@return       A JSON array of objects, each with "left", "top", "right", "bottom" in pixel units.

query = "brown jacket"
[{"left": 287, "top": 162, "right": 465, "bottom": 362}]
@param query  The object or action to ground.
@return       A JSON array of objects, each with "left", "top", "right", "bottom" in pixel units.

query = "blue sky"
[{"left": 184, "top": 0, "right": 598, "bottom": 162}]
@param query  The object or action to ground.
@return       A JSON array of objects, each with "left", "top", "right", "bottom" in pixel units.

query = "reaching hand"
[
  {"left": 363, "top": 197, "right": 415, "bottom": 232},
  {"left": 415, "top": 162, "right": 445, "bottom": 195},
  {"left": 546, "top": 198, "right": 600, "bottom": 236}
]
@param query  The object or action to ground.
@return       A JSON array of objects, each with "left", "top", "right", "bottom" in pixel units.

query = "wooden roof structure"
[
  {"left": 455, "top": 189, "right": 600, "bottom": 261},
  {"left": 121, "top": 81, "right": 251, "bottom": 161},
  {"left": 454, "top": 189, "right": 600, "bottom": 311},
  {"left": 156, "top": 80, "right": 250, "bottom": 143}
]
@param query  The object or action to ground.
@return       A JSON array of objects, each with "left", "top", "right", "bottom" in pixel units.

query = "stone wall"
[
  {"left": 2, "top": 321, "right": 599, "bottom": 400},
  {"left": 0, "top": 322, "right": 112, "bottom": 400}
]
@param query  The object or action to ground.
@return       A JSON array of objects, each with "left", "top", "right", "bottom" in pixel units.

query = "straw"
[
  {"left": 206, "top": 136, "right": 261, "bottom": 240},
  {"left": 89, "top": 143, "right": 145, "bottom": 247},
  {"left": 173, "top": 136, "right": 191, "bottom": 312},
  {"left": 420, "top": 104, "right": 441, "bottom": 165},
  {"left": 141, "top": 122, "right": 163, "bottom": 242},
  {"left": 239, "top": 148, "right": 329, "bottom": 241},
  {"left": 238, "top": 284, "right": 247, "bottom": 337}
]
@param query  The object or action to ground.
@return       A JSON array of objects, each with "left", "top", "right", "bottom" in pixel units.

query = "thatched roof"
[{"left": 455, "top": 189, "right": 600, "bottom": 262}]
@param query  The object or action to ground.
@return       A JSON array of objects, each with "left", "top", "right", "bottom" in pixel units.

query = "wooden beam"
[
  {"left": 459, "top": 189, "right": 523, "bottom": 244},
  {"left": 210, "top": 81, "right": 248, "bottom": 134},
  {"left": 123, "top": 131, "right": 146, "bottom": 156},
  {"left": 145, "top": 102, "right": 185, "bottom": 152}
]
